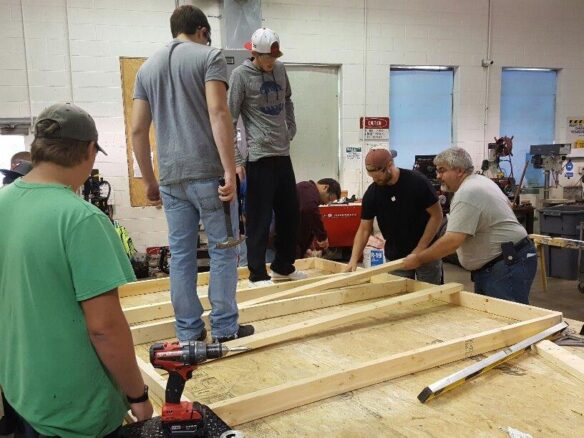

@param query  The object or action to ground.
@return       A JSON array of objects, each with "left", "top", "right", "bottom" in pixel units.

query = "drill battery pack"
[{"left": 120, "top": 403, "right": 232, "bottom": 438}]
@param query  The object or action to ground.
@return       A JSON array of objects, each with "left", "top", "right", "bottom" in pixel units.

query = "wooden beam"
[
  {"left": 241, "top": 259, "right": 405, "bottom": 306},
  {"left": 220, "top": 282, "right": 462, "bottom": 353},
  {"left": 209, "top": 312, "right": 562, "bottom": 426},
  {"left": 436, "top": 291, "right": 555, "bottom": 321},
  {"left": 533, "top": 340, "right": 584, "bottom": 384},
  {"left": 119, "top": 258, "right": 322, "bottom": 298},
  {"left": 130, "top": 279, "right": 408, "bottom": 345},
  {"left": 530, "top": 234, "right": 584, "bottom": 250},
  {"left": 123, "top": 272, "right": 356, "bottom": 325},
  {"left": 536, "top": 242, "right": 548, "bottom": 293}
]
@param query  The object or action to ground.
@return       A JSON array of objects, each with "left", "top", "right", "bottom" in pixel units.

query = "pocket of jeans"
[
  {"left": 160, "top": 187, "right": 179, "bottom": 210},
  {"left": 200, "top": 194, "right": 222, "bottom": 212}
]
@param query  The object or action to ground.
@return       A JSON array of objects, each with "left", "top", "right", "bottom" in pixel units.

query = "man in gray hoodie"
[{"left": 229, "top": 28, "right": 306, "bottom": 286}]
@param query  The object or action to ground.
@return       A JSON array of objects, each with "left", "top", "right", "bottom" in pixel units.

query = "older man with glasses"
[{"left": 403, "top": 147, "right": 537, "bottom": 304}]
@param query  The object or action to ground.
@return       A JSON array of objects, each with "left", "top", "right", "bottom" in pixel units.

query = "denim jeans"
[
  {"left": 391, "top": 259, "right": 443, "bottom": 285},
  {"left": 160, "top": 179, "right": 239, "bottom": 341},
  {"left": 473, "top": 242, "right": 537, "bottom": 305}
]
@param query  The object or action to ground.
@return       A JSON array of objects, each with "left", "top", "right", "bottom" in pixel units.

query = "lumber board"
[
  {"left": 119, "top": 258, "right": 322, "bottom": 298},
  {"left": 209, "top": 312, "right": 562, "bottom": 426},
  {"left": 130, "top": 279, "right": 408, "bottom": 345},
  {"left": 241, "top": 259, "right": 405, "bottom": 306},
  {"left": 530, "top": 233, "right": 584, "bottom": 250},
  {"left": 533, "top": 339, "right": 584, "bottom": 384},
  {"left": 221, "top": 282, "right": 463, "bottom": 353},
  {"left": 437, "top": 290, "right": 553, "bottom": 321},
  {"left": 123, "top": 271, "right": 367, "bottom": 325}
]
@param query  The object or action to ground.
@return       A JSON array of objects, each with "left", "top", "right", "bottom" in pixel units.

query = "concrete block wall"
[{"left": 2, "top": 0, "right": 584, "bottom": 250}]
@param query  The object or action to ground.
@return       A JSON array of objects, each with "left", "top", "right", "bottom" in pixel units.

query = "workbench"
[{"left": 122, "top": 260, "right": 584, "bottom": 437}]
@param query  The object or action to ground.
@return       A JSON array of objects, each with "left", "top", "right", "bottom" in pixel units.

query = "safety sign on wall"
[
  {"left": 567, "top": 117, "right": 584, "bottom": 149},
  {"left": 359, "top": 117, "right": 390, "bottom": 140}
]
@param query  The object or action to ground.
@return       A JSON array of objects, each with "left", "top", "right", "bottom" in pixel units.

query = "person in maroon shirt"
[{"left": 296, "top": 178, "right": 341, "bottom": 257}]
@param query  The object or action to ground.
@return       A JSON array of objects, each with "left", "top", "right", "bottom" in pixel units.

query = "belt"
[{"left": 471, "top": 237, "right": 532, "bottom": 276}]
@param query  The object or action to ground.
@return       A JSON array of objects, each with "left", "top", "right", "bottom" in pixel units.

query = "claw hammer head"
[{"left": 216, "top": 234, "right": 246, "bottom": 249}]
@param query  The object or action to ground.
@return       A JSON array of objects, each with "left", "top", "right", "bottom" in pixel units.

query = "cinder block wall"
[{"left": 2, "top": 0, "right": 584, "bottom": 251}]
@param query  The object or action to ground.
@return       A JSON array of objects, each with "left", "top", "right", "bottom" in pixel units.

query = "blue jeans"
[
  {"left": 473, "top": 242, "right": 537, "bottom": 304},
  {"left": 160, "top": 179, "right": 239, "bottom": 341},
  {"left": 391, "top": 259, "right": 443, "bottom": 285}
]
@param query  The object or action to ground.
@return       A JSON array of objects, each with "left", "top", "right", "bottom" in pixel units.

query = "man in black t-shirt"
[{"left": 346, "top": 148, "right": 443, "bottom": 284}]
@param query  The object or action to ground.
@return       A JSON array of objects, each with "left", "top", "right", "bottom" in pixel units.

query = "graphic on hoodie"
[{"left": 259, "top": 75, "right": 283, "bottom": 116}]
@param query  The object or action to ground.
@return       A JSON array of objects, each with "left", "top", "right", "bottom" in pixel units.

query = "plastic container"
[
  {"left": 544, "top": 246, "right": 579, "bottom": 280},
  {"left": 363, "top": 248, "right": 385, "bottom": 268},
  {"left": 539, "top": 205, "right": 584, "bottom": 237}
]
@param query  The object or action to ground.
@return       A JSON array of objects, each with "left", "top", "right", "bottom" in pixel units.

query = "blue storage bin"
[{"left": 539, "top": 206, "right": 584, "bottom": 237}]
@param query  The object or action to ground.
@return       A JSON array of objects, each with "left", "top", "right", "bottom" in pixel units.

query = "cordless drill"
[{"left": 149, "top": 340, "right": 248, "bottom": 437}]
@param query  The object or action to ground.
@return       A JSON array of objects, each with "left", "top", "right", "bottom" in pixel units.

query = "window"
[
  {"left": 500, "top": 69, "right": 557, "bottom": 187},
  {"left": 389, "top": 68, "right": 454, "bottom": 169},
  {"left": 0, "top": 135, "right": 27, "bottom": 170}
]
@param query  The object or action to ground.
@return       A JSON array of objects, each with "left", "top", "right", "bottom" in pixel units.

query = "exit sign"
[
  {"left": 359, "top": 117, "right": 390, "bottom": 130},
  {"left": 360, "top": 117, "right": 390, "bottom": 140}
]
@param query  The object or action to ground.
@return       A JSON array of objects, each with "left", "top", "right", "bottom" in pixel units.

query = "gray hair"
[{"left": 434, "top": 147, "right": 474, "bottom": 175}]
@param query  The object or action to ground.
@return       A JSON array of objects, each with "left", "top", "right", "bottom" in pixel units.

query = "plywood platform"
[{"left": 124, "top": 262, "right": 584, "bottom": 436}]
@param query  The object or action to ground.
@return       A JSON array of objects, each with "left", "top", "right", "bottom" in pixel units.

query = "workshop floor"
[{"left": 443, "top": 262, "right": 584, "bottom": 321}]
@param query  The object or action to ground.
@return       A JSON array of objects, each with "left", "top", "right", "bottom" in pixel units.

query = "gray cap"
[
  {"left": 34, "top": 103, "right": 107, "bottom": 155},
  {"left": 1, "top": 160, "right": 33, "bottom": 185}
]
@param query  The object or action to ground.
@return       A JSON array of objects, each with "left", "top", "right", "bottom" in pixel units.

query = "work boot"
[{"left": 212, "top": 324, "right": 255, "bottom": 343}]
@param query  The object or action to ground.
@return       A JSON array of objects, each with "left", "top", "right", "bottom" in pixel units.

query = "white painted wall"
[{"left": 2, "top": 0, "right": 584, "bottom": 250}]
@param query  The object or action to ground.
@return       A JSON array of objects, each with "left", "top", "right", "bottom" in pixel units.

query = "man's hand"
[
  {"left": 145, "top": 181, "right": 162, "bottom": 207},
  {"left": 130, "top": 399, "right": 154, "bottom": 421},
  {"left": 316, "top": 238, "right": 329, "bottom": 250},
  {"left": 344, "top": 259, "right": 358, "bottom": 272},
  {"left": 236, "top": 165, "right": 246, "bottom": 182},
  {"left": 219, "top": 173, "right": 236, "bottom": 202},
  {"left": 403, "top": 253, "right": 422, "bottom": 270}
]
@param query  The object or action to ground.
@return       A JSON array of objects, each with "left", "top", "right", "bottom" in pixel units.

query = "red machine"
[
  {"left": 319, "top": 203, "right": 362, "bottom": 248},
  {"left": 149, "top": 340, "right": 247, "bottom": 436}
]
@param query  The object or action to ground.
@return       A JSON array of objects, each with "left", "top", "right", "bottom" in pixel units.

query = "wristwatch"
[{"left": 126, "top": 385, "right": 149, "bottom": 404}]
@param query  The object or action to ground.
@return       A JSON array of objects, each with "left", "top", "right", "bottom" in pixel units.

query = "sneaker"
[
  {"left": 271, "top": 270, "right": 308, "bottom": 281},
  {"left": 196, "top": 328, "right": 207, "bottom": 342},
  {"left": 248, "top": 279, "right": 274, "bottom": 288},
  {"left": 212, "top": 324, "right": 255, "bottom": 343}
]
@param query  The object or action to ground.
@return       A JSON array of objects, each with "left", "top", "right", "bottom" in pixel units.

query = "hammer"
[{"left": 216, "top": 177, "right": 245, "bottom": 249}]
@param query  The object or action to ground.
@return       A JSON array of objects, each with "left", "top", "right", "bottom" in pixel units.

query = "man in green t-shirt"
[{"left": 0, "top": 103, "right": 153, "bottom": 437}]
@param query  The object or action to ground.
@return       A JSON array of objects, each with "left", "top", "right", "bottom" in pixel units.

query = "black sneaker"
[
  {"left": 212, "top": 324, "right": 255, "bottom": 343},
  {"left": 196, "top": 328, "right": 207, "bottom": 342}
]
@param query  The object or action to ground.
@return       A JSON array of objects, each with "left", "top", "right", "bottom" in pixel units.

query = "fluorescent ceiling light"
[
  {"left": 391, "top": 65, "right": 452, "bottom": 71},
  {"left": 504, "top": 67, "right": 556, "bottom": 72}
]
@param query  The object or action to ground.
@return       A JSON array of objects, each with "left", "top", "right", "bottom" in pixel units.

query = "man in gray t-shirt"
[
  {"left": 403, "top": 147, "right": 537, "bottom": 304},
  {"left": 131, "top": 5, "right": 253, "bottom": 343}
]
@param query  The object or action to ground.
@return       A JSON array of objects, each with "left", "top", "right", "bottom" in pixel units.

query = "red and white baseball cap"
[{"left": 244, "top": 28, "right": 283, "bottom": 58}]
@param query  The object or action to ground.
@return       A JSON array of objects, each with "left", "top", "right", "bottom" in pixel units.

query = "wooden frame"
[
  {"left": 119, "top": 257, "right": 350, "bottom": 299},
  {"left": 130, "top": 260, "right": 574, "bottom": 429}
]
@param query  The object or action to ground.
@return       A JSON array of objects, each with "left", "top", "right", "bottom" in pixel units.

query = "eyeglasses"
[
  {"left": 366, "top": 166, "right": 384, "bottom": 174},
  {"left": 198, "top": 26, "right": 211, "bottom": 46}
]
